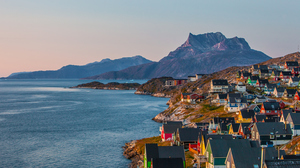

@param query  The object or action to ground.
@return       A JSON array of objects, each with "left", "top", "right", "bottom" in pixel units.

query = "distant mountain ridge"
[
  {"left": 86, "top": 32, "right": 271, "bottom": 79},
  {"left": 6, "top": 56, "right": 152, "bottom": 79}
]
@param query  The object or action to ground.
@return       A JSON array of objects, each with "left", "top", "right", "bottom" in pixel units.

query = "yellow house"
[
  {"left": 237, "top": 109, "right": 255, "bottom": 123},
  {"left": 198, "top": 134, "right": 233, "bottom": 155},
  {"left": 228, "top": 123, "right": 240, "bottom": 135}
]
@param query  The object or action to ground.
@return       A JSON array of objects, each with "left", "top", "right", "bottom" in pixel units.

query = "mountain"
[
  {"left": 86, "top": 32, "right": 271, "bottom": 79},
  {"left": 6, "top": 55, "right": 152, "bottom": 79}
]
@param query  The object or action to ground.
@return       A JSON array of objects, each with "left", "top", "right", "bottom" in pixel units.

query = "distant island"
[{"left": 71, "top": 81, "right": 141, "bottom": 90}]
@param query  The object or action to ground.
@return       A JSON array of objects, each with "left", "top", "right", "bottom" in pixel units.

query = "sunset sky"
[{"left": 1, "top": 0, "right": 300, "bottom": 77}]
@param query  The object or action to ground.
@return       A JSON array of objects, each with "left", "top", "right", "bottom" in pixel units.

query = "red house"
[
  {"left": 256, "top": 79, "right": 269, "bottom": 87},
  {"left": 294, "top": 91, "right": 300, "bottom": 100},
  {"left": 285, "top": 61, "right": 299, "bottom": 70},
  {"left": 292, "top": 67, "right": 300, "bottom": 76},
  {"left": 238, "top": 123, "right": 252, "bottom": 139},
  {"left": 260, "top": 102, "right": 281, "bottom": 116},
  {"left": 280, "top": 71, "right": 292, "bottom": 82},
  {"left": 181, "top": 93, "right": 202, "bottom": 103},
  {"left": 160, "top": 122, "right": 182, "bottom": 141}
]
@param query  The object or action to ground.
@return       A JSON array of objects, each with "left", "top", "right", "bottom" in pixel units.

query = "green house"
[
  {"left": 247, "top": 76, "right": 259, "bottom": 86},
  {"left": 205, "top": 139, "right": 258, "bottom": 168},
  {"left": 144, "top": 144, "right": 186, "bottom": 168}
]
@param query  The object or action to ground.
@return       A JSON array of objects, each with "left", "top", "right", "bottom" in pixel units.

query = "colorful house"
[
  {"left": 197, "top": 134, "right": 232, "bottom": 156},
  {"left": 237, "top": 108, "right": 255, "bottom": 123},
  {"left": 240, "top": 72, "right": 252, "bottom": 80},
  {"left": 251, "top": 122, "right": 293, "bottom": 146},
  {"left": 225, "top": 97, "right": 247, "bottom": 113},
  {"left": 225, "top": 145, "right": 285, "bottom": 168},
  {"left": 260, "top": 102, "right": 281, "bottom": 116},
  {"left": 205, "top": 139, "right": 258, "bottom": 168},
  {"left": 292, "top": 67, "right": 300, "bottom": 76},
  {"left": 264, "top": 84, "right": 277, "bottom": 95},
  {"left": 256, "top": 79, "right": 269, "bottom": 88},
  {"left": 210, "top": 79, "right": 229, "bottom": 93},
  {"left": 288, "top": 77, "right": 300, "bottom": 87},
  {"left": 144, "top": 144, "right": 186, "bottom": 168},
  {"left": 175, "top": 128, "right": 202, "bottom": 149},
  {"left": 285, "top": 61, "right": 299, "bottom": 70},
  {"left": 286, "top": 113, "right": 300, "bottom": 136},
  {"left": 247, "top": 76, "right": 259, "bottom": 86},
  {"left": 273, "top": 87, "right": 285, "bottom": 98},
  {"left": 181, "top": 93, "right": 201, "bottom": 103},
  {"left": 283, "top": 89, "right": 297, "bottom": 98},
  {"left": 238, "top": 123, "right": 252, "bottom": 139},
  {"left": 160, "top": 122, "right": 182, "bottom": 141},
  {"left": 280, "top": 71, "right": 293, "bottom": 82}
]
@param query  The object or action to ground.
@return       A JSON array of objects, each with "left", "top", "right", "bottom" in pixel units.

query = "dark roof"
[
  {"left": 250, "top": 76, "right": 259, "bottom": 80},
  {"left": 188, "top": 76, "right": 196, "bottom": 78},
  {"left": 152, "top": 158, "right": 184, "bottom": 168},
  {"left": 217, "top": 93, "right": 227, "bottom": 99},
  {"left": 293, "top": 67, "right": 300, "bottom": 71},
  {"left": 281, "top": 71, "right": 292, "bottom": 76},
  {"left": 255, "top": 122, "right": 293, "bottom": 135},
  {"left": 163, "top": 124, "right": 182, "bottom": 134},
  {"left": 219, "top": 122, "right": 229, "bottom": 132},
  {"left": 285, "top": 89, "right": 298, "bottom": 95},
  {"left": 289, "top": 113, "right": 300, "bottom": 125},
  {"left": 229, "top": 97, "right": 247, "bottom": 103},
  {"left": 266, "top": 84, "right": 277, "bottom": 89},
  {"left": 210, "top": 139, "right": 253, "bottom": 158},
  {"left": 252, "top": 65, "right": 259, "bottom": 69},
  {"left": 181, "top": 93, "right": 191, "bottom": 96},
  {"left": 145, "top": 144, "right": 159, "bottom": 162},
  {"left": 203, "top": 134, "right": 233, "bottom": 147},
  {"left": 240, "top": 109, "right": 255, "bottom": 119},
  {"left": 146, "top": 144, "right": 186, "bottom": 163},
  {"left": 212, "top": 117, "right": 235, "bottom": 124},
  {"left": 227, "top": 93, "right": 242, "bottom": 99},
  {"left": 230, "top": 146, "right": 285, "bottom": 168},
  {"left": 212, "top": 79, "right": 228, "bottom": 86},
  {"left": 239, "top": 123, "right": 252, "bottom": 134},
  {"left": 260, "top": 69, "right": 269, "bottom": 73},
  {"left": 242, "top": 72, "right": 252, "bottom": 77},
  {"left": 231, "top": 123, "right": 240, "bottom": 132},
  {"left": 262, "top": 102, "right": 281, "bottom": 110},
  {"left": 178, "top": 128, "right": 202, "bottom": 142},
  {"left": 255, "top": 114, "right": 267, "bottom": 122},
  {"left": 260, "top": 65, "right": 268, "bottom": 70},
  {"left": 276, "top": 87, "right": 286, "bottom": 93},
  {"left": 158, "top": 146, "right": 185, "bottom": 161},
  {"left": 272, "top": 70, "right": 282, "bottom": 76},
  {"left": 286, "top": 61, "right": 299, "bottom": 67},
  {"left": 281, "top": 109, "right": 293, "bottom": 120},
  {"left": 291, "top": 77, "right": 300, "bottom": 82},
  {"left": 258, "top": 79, "right": 269, "bottom": 84},
  {"left": 265, "top": 159, "right": 300, "bottom": 168}
]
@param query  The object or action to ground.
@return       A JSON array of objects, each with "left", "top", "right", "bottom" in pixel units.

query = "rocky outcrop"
[
  {"left": 122, "top": 140, "right": 143, "bottom": 168},
  {"left": 71, "top": 81, "right": 141, "bottom": 90}
]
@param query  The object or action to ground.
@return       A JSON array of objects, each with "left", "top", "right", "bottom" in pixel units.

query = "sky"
[{"left": 0, "top": 0, "right": 300, "bottom": 77}]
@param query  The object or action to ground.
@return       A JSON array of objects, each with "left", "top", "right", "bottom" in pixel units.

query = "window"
[
  {"left": 283, "top": 135, "right": 286, "bottom": 137},
  {"left": 276, "top": 135, "right": 280, "bottom": 138},
  {"left": 270, "top": 135, "right": 275, "bottom": 139}
]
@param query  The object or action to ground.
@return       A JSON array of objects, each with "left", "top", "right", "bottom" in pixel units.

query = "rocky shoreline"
[
  {"left": 122, "top": 140, "right": 144, "bottom": 168},
  {"left": 71, "top": 81, "right": 141, "bottom": 90},
  {"left": 134, "top": 90, "right": 172, "bottom": 98}
]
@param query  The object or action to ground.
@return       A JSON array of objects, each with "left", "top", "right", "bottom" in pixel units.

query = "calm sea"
[{"left": 0, "top": 79, "right": 169, "bottom": 168}]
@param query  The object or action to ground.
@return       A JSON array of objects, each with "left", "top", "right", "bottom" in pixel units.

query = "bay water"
[{"left": 0, "top": 79, "right": 169, "bottom": 167}]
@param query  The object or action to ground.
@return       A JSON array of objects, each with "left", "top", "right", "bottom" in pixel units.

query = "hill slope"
[
  {"left": 6, "top": 55, "right": 152, "bottom": 79},
  {"left": 87, "top": 32, "right": 271, "bottom": 79}
]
